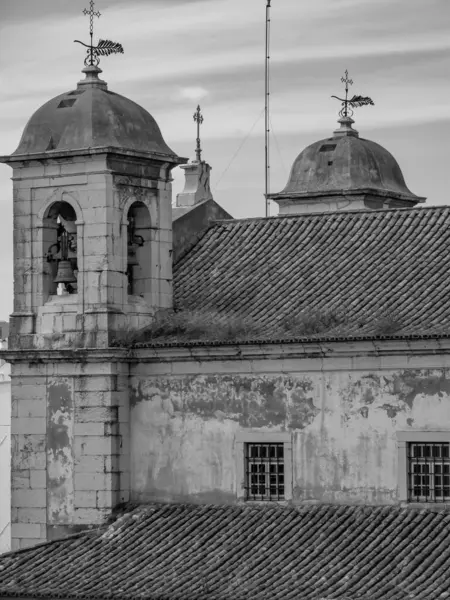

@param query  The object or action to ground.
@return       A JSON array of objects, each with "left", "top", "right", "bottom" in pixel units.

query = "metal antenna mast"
[{"left": 264, "top": 0, "right": 271, "bottom": 217}]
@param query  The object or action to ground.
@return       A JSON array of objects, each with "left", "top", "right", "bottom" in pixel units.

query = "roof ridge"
[
  {"left": 105, "top": 501, "right": 450, "bottom": 517},
  {"left": 210, "top": 204, "right": 449, "bottom": 225}
]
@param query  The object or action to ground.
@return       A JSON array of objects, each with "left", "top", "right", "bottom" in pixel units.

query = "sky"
[{"left": 0, "top": 0, "right": 449, "bottom": 320}]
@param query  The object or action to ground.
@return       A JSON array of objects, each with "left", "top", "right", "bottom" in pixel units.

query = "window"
[
  {"left": 245, "top": 443, "right": 285, "bottom": 501},
  {"left": 126, "top": 201, "right": 151, "bottom": 299},
  {"left": 397, "top": 431, "right": 450, "bottom": 504},
  {"left": 236, "top": 432, "right": 292, "bottom": 502},
  {"left": 408, "top": 442, "right": 450, "bottom": 502},
  {"left": 319, "top": 143, "right": 337, "bottom": 152},
  {"left": 57, "top": 98, "right": 77, "bottom": 108}
]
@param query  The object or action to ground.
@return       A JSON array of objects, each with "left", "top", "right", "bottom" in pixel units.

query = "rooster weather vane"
[
  {"left": 74, "top": 0, "right": 123, "bottom": 67},
  {"left": 331, "top": 70, "right": 374, "bottom": 118}
]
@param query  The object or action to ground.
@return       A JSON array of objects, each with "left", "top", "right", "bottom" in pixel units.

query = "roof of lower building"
[
  {"left": 139, "top": 205, "right": 450, "bottom": 346},
  {"left": 1, "top": 503, "right": 450, "bottom": 600}
]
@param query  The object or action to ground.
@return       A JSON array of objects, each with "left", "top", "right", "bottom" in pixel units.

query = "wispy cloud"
[
  {"left": 176, "top": 87, "right": 210, "bottom": 101},
  {"left": 0, "top": 0, "right": 448, "bottom": 319}
]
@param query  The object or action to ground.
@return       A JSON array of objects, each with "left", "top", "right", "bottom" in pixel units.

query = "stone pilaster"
[{"left": 8, "top": 351, "right": 130, "bottom": 549}]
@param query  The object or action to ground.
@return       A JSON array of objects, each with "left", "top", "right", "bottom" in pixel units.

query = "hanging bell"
[
  {"left": 53, "top": 259, "right": 77, "bottom": 284},
  {"left": 127, "top": 245, "right": 139, "bottom": 267}
]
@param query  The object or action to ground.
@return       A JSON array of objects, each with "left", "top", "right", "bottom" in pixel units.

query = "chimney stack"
[{"left": 176, "top": 160, "right": 213, "bottom": 207}]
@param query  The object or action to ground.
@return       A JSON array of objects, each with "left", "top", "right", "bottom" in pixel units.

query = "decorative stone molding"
[{"left": 114, "top": 175, "right": 157, "bottom": 209}]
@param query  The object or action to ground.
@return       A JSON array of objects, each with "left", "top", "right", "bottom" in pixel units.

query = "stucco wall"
[
  {"left": 130, "top": 344, "right": 450, "bottom": 506},
  {"left": 0, "top": 358, "right": 11, "bottom": 554}
]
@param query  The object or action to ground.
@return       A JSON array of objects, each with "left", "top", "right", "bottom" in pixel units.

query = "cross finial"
[
  {"left": 83, "top": 1, "right": 101, "bottom": 66},
  {"left": 331, "top": 69, "right": 374, "bottom": 118},
  {"left": 341, "top": 69, "right": 353, "bottom": 115},
  {"left": 193, "top": 105, "right": 204, "bottom": 162},
  {"left": 74, "top": 1, "right": 124, "bottom": 68}
]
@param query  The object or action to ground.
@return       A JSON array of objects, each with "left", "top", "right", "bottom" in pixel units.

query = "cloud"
[
  {"left": 0, "top": 0, "right": 449, "bottom": 320},
  {"left": 177, "top": 87, "right": 210, "bottom": 101},
  {"left": 0, "top": 0, "right": 216, "bottom": 24}
]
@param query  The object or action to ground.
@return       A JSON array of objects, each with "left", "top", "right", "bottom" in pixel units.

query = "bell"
[
  {"left": 127, "top": 245, "right": 139, "bottom": 267},
  {"left": 53, "top": 259, "right": 77, "bottom": 284}
]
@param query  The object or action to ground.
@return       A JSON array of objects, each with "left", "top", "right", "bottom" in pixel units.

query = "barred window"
[
  {"left": 408, "top": 442, "right": 450, "bottom": 502},
  {"left": 245, "top": 443, "right": 285, "bottom": 501}
]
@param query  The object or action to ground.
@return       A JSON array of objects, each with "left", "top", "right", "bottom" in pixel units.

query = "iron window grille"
[
  {"left": 245, "top": 442, "right": 285, "bottom": 501},
  {"left": 408, "top": 442, "right": 450, "bottom": 502}
]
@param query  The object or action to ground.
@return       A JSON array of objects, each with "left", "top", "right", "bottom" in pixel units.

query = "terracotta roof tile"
[
  {"left": 1, "top": 503, "right": 450, "bottom": 600},
  {"left": 170, "top": 206, "right": 450, "bottom": 342}
]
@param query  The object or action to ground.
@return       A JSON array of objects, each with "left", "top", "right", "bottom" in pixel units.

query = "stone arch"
[
  {"left": 126, "top": 200, "right": 152, "bottom": 299},
  {"left": 37, "top": 189, "right": 84, "bottom": 225},
  {"left": 121, "top": 193, "right": 154, "bottom": 227}
]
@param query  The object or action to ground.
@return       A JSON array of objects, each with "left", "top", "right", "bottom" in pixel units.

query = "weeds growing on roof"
[
  {"left": 111, "top": 305, "right": 405, "bottom": 347},
  {"left": 280, "top": 308, "right": 349, "bottom": 337},
  {"left": 372, "top": 309, "right": 404, "bottom": 335},
  {"left": 110, "top": 324, "right": 142, "bottom": 347},
  {"left": 133, "top": 308, "right": 263, "bottom": 344}
]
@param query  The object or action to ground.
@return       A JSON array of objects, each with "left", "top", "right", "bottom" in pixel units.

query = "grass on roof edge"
[{"left": 110, "top": 307, "right": 407, "bottom": 347}]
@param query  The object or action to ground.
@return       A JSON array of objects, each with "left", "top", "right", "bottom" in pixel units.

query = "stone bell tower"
[{"left": 0, "top": 32, "right": 186, "bottom": 548}]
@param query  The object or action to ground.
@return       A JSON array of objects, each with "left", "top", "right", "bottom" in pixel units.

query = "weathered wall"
[
  {"left": 8, "top": 154, "right": 176, "bottom": 352},
  {"left": 0, "top": 356, "right": 11, "bottom": 554},
  {"left": 130, "top": 344, "right": 450, "bottom": 506},
  {"left": 9, "top": 356, "right": 130, "bottom": 550}
]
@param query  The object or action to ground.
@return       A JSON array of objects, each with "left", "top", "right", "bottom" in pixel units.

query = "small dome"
[
  {"left": 279, "top": 117, "right": 422, "bottom": 203},
  {"left": 13, "top": 66, "right": 177, "bottom": 158}
]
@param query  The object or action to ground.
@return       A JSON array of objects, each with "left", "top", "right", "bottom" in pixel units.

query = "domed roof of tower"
[
  {"left": 11, "top": 66, "right": 178, "bottom": 159},
  {"left": 270, "top": 116, "right": 425, "bottom": 211}
]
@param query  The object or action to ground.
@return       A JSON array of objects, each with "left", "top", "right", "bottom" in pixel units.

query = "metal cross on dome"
[
  {"left": 193, "top": 105, "right": 204, "bottom": 162},
  {"left": 331, "top": 69, "right": 374, "bottom": 118},
  {"left": 74, "top": 0, "right": 124, "bottom": 67}
]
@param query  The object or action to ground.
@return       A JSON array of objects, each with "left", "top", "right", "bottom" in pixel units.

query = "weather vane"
[
  {"left": 193, "top": 105, "right": 204, "bottom": 162},
  {"left": 331, "top": 69, "right": 374, "bottom": 118},
  {"left": 74, "top": 0, "right": 124, "bottom": 67}
]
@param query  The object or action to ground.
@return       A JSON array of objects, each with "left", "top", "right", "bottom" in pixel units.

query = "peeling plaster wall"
[
  {"left": 0, "top": 368, "right": 11, "bottom": 553},
  {"left": 130, "top": 364, "right": 450, "bottom": 506},
  {"left": 47, "top": 378, "right": 74, "bottom": 525},
  {"left": 9, "top": 357, "right": 130, "bottom": 550}
]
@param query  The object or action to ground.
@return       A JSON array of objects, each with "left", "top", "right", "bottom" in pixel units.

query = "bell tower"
[
  {"left": 0, "top": 9, "right": 186, "bottom": 550},
  {"left": 4, "top": 63, "right": 184, "bottom": 350}
]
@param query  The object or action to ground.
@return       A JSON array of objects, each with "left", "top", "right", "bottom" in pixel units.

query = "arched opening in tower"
[
  {"left": 43, "top": 201, "right": 78, "bottom": 298},
  {"left": 126, "top": 201, "right": 152, "bottom": 299}
]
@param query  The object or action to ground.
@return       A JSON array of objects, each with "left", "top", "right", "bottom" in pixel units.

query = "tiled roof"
[
  {"left": 171, "top": 206, "right": 450, "bottom": 342},
  {"left": 1, "top": 503, "right": 450, "bottom": 600}
]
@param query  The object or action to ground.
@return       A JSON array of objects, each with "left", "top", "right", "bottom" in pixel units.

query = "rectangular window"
[
  {"left": 408, "top": 442, "right": 450, "bottom": 502},
  {"left": 57, "top": 98, "right": 77, "bottom": 109},
  {"left": 319, "top": 143, "right": 337, "bottom": 152},
  {"left": 245, "top": 442, "right": 285, "bottom": 501}
]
